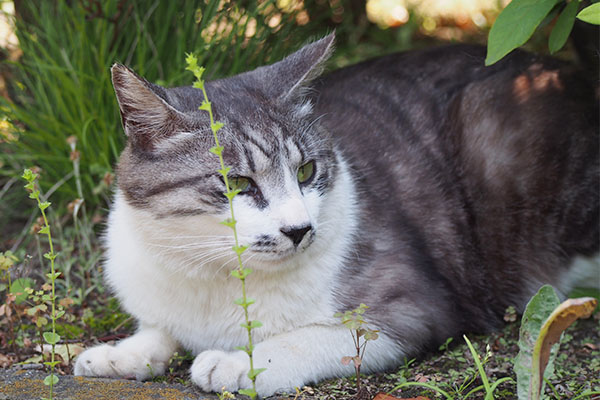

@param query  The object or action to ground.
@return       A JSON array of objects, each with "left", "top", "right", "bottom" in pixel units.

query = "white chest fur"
[{"left": 103, "top": 157, "right": 357, "bottom": 355}]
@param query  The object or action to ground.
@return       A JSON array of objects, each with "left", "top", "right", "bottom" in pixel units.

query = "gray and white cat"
[{"left": 74, "top": 34, "right": 599, "bottom": 396}]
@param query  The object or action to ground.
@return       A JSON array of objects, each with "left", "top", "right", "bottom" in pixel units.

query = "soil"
[{"left": 1, "top": 314, "right": 598, "bottom": 400}]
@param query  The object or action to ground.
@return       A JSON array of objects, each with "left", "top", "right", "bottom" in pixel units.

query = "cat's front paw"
[
  {"left": 74, "top": 344, "right": 163, "bottom": 380},
  {"left": 190, "top": 350, "right": 252, "bottom": 394}
]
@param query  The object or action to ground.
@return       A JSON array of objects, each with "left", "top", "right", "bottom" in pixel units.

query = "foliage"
[
  {"left": 22, "top": 168, "right": 61, "bottom": 399},
  {"left": 515, "top": 285, "right": 598, "bottom": 400},
  {"left": 186, "top": 53, "right": 263, "bottom": 400},
  {"left": 0, "top": 0, "right": 343, "bottom": 221},
  {"left": 335, "top": 303, "right": 380, "bottom": 395},
  {"left": 486, "top": 0, "right": 600, "bottom": 65}
]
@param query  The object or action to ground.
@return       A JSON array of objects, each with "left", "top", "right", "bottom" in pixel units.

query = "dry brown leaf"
[{"left": 533, "top": 297, "right": 598, "bottom": 397}]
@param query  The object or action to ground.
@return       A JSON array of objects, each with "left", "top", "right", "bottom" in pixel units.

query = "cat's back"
[{"left": 313, "top": 44, "right": 599, "bottom": 328}]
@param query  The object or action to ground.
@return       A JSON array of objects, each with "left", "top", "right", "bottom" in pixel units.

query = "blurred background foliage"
[{"left": 0, "top": 0, "right": 590, "bottom": 244}]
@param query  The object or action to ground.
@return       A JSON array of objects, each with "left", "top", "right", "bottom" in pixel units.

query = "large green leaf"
[
  {"left": 576, "top": 2, "right": 600, "bottom": 24},
  {"left": 549, "top": 0, "right": 580, "bottom": 54},
  {"left": 513, "top": 285, "right": 560, "bottom": 400},
  {"left": 486, "top": 0, "right": 560, "bottom": 65}
]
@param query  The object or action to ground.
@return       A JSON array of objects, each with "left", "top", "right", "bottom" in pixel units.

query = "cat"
[{"left": 74, "top": 33, "right": 599, "bottom": 396}]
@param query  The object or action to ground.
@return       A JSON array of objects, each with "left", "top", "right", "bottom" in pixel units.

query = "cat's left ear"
[{"left": 247, "top": 33, "right": 335, "bottom": 102}]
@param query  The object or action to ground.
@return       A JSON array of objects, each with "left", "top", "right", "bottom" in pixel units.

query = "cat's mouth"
[{"left": 249, "top": 231, "right": 316, "bottom": 260}]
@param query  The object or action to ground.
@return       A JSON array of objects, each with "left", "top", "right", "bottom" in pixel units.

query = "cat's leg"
[
  {"left": 74, "top": 324, "right": 178, "bottom": 380},
  {"left": 190, "top": 324, "right": 403, "bottom": 397}
]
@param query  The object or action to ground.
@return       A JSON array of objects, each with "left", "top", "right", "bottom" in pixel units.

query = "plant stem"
[{"left": 38, "top": 201, "right": 57, "bottom": 399}]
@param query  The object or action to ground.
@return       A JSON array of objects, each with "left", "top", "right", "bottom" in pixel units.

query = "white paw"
[
  {"left": 190, "top": 350, "right": 252, "bottom": 393},
  {"left": 74, "top": 344, "right": 165, "bottom": 380}
]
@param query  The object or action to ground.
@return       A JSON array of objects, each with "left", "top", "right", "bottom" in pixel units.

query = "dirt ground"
[{"left": 1, "top": 314, "right": 598, "bottom": 400}]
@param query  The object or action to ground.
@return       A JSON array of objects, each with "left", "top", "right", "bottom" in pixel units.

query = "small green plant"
[
  {"left": 22, "top": 168, "right": 61, "bottom": 400},
  {"left": 335, "top": 303, "right": 379, "bottom": 396},
  {"left": 390, "top": 335, "right": 512, "bottom": 400},
  {"left": 185, "top": 54, "right": 264, "bottom": 400}
]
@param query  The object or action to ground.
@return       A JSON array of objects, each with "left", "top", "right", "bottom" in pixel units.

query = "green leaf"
[
  {"left": 234, "top": 297, "right": 256, "bottom": 307},
  {"left": 576, "top": 2, "right": 600, "bottom": 24},
  {"left": 218, "top": 166, "right": 231, "bottom": 177},
  {"left": 224, "top": 189, "right": 241, "bottom": 200},
  {"left": 209, "top": 145, "right": 223, "bottom": 156},
  {"left": 46, "top": 272, "right": 61, "bottom": 280},
  {"left": 232, "top": 245, "right": 248, "bottom": 256},
  {"left": 10, "top": 277, "right": 35, "bottom": 304},
  {"left": 43, "top": 332, "right": 61, "bottom": 345},
  {"left": 221, "top": 219, "right": 236, "bottom": 229},
  {"left": 549, "top": 0, "right": 580, "bottom": 54},
  {"left": 247, "top": 367, "right": 266, "bottom": 380},
  {"left": 39, "top": 201, "right": 51, "bottom": 211},
  {"left": 231, "top": 267, "right": 252, "bottom": 279},
  {"left": 486, "top": 0, "right": 560, "bottom": 65},
  {"left": 513, "top": 285, "right": 560, "bottom": 400},
  {"left": 38, "top": 226, "right": 50, "bottom": 235},
  {"left": 29, "top": 190, "right": 40, "bottom": 199},
  {"left": 239, "top": 388, "right": 257, "bottom": 397},
  {"left": 199, "top": 101, "right": 211, "bottom": 111},
  {"left": 43, "top": 374, "right": 59, "bottom": 386},
  {"left": 211, "top": 121, "right": 224, "bottom": 132},
  {"left": 22, "top": 169, "right": 35, "bottom": 182},
  {"left": 43, "top": 252, "right": 56, "bottom": 261}
]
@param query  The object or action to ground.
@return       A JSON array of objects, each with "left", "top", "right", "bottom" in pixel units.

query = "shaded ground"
[{"left": 1, "top": 315, "right": 598, "bottom": 400}]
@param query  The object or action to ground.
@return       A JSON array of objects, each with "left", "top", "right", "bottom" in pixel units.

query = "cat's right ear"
[{"left": 111, "top": 64, "right": 188, "bottom": 151}]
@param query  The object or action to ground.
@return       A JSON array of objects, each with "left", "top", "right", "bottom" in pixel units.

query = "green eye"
[
  {"left": 229, "top": 177, "right": 250, "bottom": 192},
  {"left": 297, "top": 161, "right": 315, "bottom": 184}
]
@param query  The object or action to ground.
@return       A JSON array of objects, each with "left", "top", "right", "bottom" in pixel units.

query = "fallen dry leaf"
[{"left": 531, "top": 297, "right": 598, "bottom": 399}]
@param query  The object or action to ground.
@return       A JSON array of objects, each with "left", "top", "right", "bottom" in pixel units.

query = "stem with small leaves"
[
  {"left": 23, "top": 169, "right": 61, "bottom": 400},
  {"left": 185, "top": 54, "right": 264, "bottom": 399}
]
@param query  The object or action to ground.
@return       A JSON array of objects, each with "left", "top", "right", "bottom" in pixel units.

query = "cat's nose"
[{"left": 280, "top": 224, "right": 312, "bottom": 247}]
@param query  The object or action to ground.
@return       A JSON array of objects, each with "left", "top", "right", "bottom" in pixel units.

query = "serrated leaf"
[
  {"left": 576, "top": 3, "right": 600, "bottom": 24},
  {"left": 192, "top": 80, "right": 205, "bottom": 89},
  {"left": 209, "top": 145, "right": 223, "bottom": 156},
  {"left": 211, "top": 121, "right": 224, "bottom": 132},
  {"left": 43, "top": 332, "right": 61, "bottom": 345},
  {"left": 29, "top": 191, "right": 40, "bottom": 199},
  {"left": 199, "top": 101, "right": 211, "bottom": 111},
  {"left": 549, "top": 0, "right": 580, "bottom": 54},
  {"left": 39, "top": 201, "right": 51, "bottom": 211},
  {"left": 247, "top": 367, "right": 266, "bottom": 380},
  {"left": 514, "top": 285, "right": 560, "bottom": 400},
  {"left": 224, "top": 190, "right": 241, "bottom": 200},
  {"left": 46, "top": 272, "right": 60, "bottom": 280},
  {"left": 38, "top": 226, "right": 50, "bottom": 235},
  {"left": 486, "top": 0, "right": 560, "bottom": 65},
  {"left": 232, "top": 245, "right": 248, "bottom": 256},
  {"left": 43, "top": 374, "right": 59, "bottom": 386},
  {"left": 218, "top": 166, "right": 231, "bottom": 177}
]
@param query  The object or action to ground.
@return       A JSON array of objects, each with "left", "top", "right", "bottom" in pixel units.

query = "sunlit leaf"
[
  {"left": 576, "top": 3, "right": 600, "bottom": 24},
  {"left": 486, "top": 0, "right": 560, "bottom": 65}
]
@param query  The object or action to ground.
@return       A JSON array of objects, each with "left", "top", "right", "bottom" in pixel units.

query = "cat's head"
[{"left": 111, "top": 34, "right": 340, "bottom": 275}]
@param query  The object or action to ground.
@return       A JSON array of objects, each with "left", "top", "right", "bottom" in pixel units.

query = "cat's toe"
[
  {"left": 190, "top": 350, "right": 250, "bottom": 393},
  {"left": 74, "top": 344, "right": 156, "bottom": 380}
]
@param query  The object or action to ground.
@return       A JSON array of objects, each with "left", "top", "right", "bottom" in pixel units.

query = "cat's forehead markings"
[{"left": 284, "top": 137, "right": 303, "bottom": 164}]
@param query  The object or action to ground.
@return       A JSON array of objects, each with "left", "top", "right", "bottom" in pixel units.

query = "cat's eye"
[
  {"left": 229, "top": 177, "right": 250, "bottom": 192},
  {"left": 297, "top": 161, "right": 315, "bottom": 185}
]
